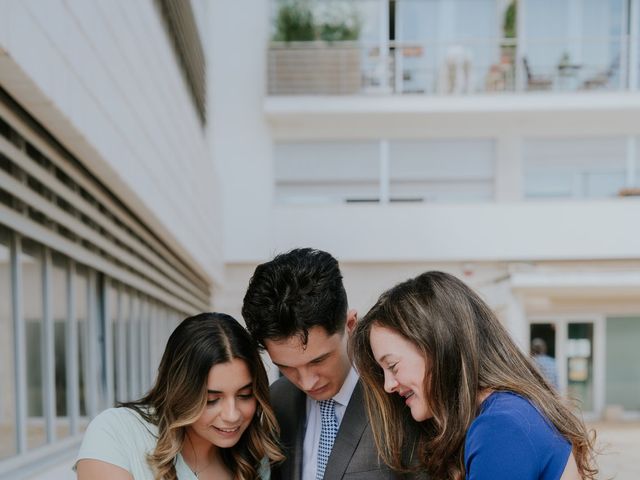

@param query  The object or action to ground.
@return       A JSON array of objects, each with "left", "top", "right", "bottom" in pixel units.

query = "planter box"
[
  {"left": 618, "top": 187, "right": 640, "bottom": 197},
  {"left": 268, "top": 41, "right": 361, "bottom": 95}
]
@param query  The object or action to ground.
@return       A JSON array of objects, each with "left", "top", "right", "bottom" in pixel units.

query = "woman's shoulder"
[
  {"left": 90, "top": 405, "right": 144, "bottom": 422},
  {"left": 478, "top": 391, "right": 545, "bottom": 423},
  {"left": 467, "top": 391, "right": 573, "bottom": 458},
  {"left": 465, "top": 391, "right": 571, "bottom": 478},
  {"left": 76, "top": 407, "right": 158, "bottom": 476},
  {"left": 85, "top": 406, "right": 157, "bottom": 441}
]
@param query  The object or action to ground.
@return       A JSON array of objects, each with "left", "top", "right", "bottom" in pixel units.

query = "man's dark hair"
[
  {"left": 531, "top": 337, "right": 547, "bottom": 356},
  {"left": 242, "top": 248, "right": 348, "bottom": 348}
]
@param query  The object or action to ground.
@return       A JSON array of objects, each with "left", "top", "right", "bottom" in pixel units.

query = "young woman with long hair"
[
  {"left": 76, "top": 312, "right": 283, "bottom": 480},
  {"left": 350, "top": 271, "right": 597, "bottom": 480}
]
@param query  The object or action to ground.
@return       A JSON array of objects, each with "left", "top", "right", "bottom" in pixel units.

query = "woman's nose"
[{"left": 383, "top": 371, "right": 399, "bottom": 393}]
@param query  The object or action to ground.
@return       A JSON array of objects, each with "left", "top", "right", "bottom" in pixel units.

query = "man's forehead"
[{"left": 264, "top": 327, "right": 342, "bottom": 364}]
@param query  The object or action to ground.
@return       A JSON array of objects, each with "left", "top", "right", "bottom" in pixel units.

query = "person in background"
[
  {"left": 242, "top": 248, "right": 406, "bottom": 480},
  {"left": 351, "top": 271, "right": 597, "bottom": 480},
  {"left": 75, "top": 312, "right": 283, "bottom": 480},
  {"left": 531, "top": 337, "right": 559, "bottom": 390}
]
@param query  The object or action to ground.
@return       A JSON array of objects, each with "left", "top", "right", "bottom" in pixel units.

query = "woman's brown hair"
[
  {"left": 121, "top": 312, "right": 284, "bottom": 480},
  {"left": 350, "top": 271, "right": 597, "bottom": 480}
]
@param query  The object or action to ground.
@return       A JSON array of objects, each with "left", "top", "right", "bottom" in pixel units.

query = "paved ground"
[
  {"left": 26, "top": 422, "right": 640, "bottom": 479},
  {"left": 589, "top": 421, "right": 640, "bottom": 479}
]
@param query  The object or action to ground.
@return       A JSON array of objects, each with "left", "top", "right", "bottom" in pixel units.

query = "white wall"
[
  {"left": 0, "top": 0, "right": 222, "bottom": 284},
  {"left": 207, "top": 0, "right": 275, "bottom": 262}
]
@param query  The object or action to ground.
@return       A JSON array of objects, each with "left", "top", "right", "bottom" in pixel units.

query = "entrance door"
[
  {"left": 530, "top": 317, "right": 602, "bottom": 418},
  {"left": 566, "top": 322, "right": 594, "bottom": 412}
]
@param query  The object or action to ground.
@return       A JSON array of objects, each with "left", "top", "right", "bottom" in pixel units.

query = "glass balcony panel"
[{"left": 268, "top": 0, "right": 630, "bottom": 95}]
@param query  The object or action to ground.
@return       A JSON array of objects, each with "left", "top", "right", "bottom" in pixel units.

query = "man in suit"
[{"left": 242, "top": 248, "right": 402, "bottom": 480}]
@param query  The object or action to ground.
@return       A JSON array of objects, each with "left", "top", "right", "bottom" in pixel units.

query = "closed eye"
[{"left": 310, "top": 353, "right": 330, "bottom": 365}]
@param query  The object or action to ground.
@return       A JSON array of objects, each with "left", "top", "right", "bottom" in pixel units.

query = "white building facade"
[
  {"left": 213, "top": 0, "right": 640, "bottom": 424},
  {"left": 2, "top": 0, "right": 640, "bottom": 478},
  {"left": 0, "top": 0, "right": 220, "bottom": 478}
]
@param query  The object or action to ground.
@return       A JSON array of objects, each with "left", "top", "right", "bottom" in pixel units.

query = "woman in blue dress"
[
  {"left": 76, "top": 312, "right": 283, "bottom": 480},
  {"left": 350, "top": 271, "right": 597, "bottom": 480}
]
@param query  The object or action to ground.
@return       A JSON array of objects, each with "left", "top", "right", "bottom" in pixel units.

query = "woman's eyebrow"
[{"left": 376, "top": 353, "right": 391, "bottom": 364}]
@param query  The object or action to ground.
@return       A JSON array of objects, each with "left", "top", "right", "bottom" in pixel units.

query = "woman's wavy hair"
[
  {"left": 121, "top": 312, "right": 284, "bottom": 480},
  {"left": 350, "top": 271, "right": 597, "bottom": 480}
]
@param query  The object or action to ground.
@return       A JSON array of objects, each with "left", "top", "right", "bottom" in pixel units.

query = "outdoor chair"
[{"left": 523, "top": 56, "right": 553, "bottom": 91}]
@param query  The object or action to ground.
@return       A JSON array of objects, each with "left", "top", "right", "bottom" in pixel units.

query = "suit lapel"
[
  {"left": 322, "top": 381, "right": 368, "bottom": 480},
  {"left": 273, "top": 381, "right": 306, "bottom": 480},
  {"left": 291, "top": 389, "right": 305, "bottom": 480}
]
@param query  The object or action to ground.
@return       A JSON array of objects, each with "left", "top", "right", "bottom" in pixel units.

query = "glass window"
[
  {"left": 606, "top": 317, "right": 640, "bottom": 411},
  {"left": 524, "top": 137, "right": 627, "bottom": 198},
  {"left": 108, "top": 283, "right": 120, "bottom": 405},
  {"left": 389, "top": 139, "right": 495, "bottom": 202},
  {"left": 22, "top": 238, "right": 45, "bottom": 450},
  {"left": 0, "top": 227, "right": 16, "bottom": 459},
  {"left": 274, "top": 141, "right": 380, "bottom": 204},
  {"left": 52, "top": 254, "right": 69, "bottom": 438},
  {"left": 138, "top": 298, "right": 150, "bottom": 394},
  {"left": 567, "top": 322, "right": 594, "bottom": 412},
  {"left": 127, "top": 292, "right": 140, "bottom": 400},
  {"left": 396, "top": 0, "right": 499, "bottom": 94},
  {"left": 524, "top": 0, "right": 624, "bottom": 92},
  {"left": 76, "top": 266, "right": 89, "bottom": 421},
  {"left": 117, "top": 288, "right": 130, "bottom": 402}
]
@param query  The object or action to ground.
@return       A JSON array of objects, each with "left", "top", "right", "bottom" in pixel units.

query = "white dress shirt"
[{"left": 302, "top": 368, "right": 359, "bottom": 480}]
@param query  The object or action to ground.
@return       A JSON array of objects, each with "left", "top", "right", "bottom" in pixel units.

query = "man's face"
[{"left": 264, "top": 311, "right": 356, "bottom": 401}]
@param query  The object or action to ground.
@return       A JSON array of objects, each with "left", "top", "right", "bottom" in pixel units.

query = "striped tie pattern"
[{"left": 316, "top": 399, "right": 338, "bottom": 480}]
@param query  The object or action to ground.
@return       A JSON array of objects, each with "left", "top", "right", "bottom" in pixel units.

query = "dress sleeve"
[
  {"left": 464, "top": 412, "right": 540, "bottom": 480},
  {"left": 258, "top": 456, "right": 271, "bottom": 480},
  {"left": 75, "top": 409, "right": 133, "bottom": 473}
]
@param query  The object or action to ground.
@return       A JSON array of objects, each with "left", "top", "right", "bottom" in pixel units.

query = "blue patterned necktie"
[{"left": 316, "top": 399, "right": 338, "bottom": 480}]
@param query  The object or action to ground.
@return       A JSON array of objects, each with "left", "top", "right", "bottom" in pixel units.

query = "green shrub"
[
  {"left": 274, "top": 1, "right": 360, "bottom": 42},
  {"left": 274, "top": 2, "right": 315, "bottom": 42}
]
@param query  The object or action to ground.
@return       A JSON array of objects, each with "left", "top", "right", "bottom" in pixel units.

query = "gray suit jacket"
[{"left": 270, "top": 376, "right": 404, "bottom": 480}]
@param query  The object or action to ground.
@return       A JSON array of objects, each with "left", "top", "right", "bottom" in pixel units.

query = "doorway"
[{"left": 529, "top": 316, "right": 604, "bottom": 418}]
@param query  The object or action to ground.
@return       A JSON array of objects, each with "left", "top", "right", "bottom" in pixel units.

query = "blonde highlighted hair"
[
  {"left": 121, "top": 312, "right": 284, "bottom": 480},
  {"left": 350, "top": 271, "right": 597, "bottom": 480}
]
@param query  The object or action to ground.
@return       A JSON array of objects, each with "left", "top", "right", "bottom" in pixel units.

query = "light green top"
[{"left": 75, "top": 407, "right": 270, "bottom": 479}]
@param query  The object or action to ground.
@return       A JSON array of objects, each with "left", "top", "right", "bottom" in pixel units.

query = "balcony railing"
[{"left": 267, "top": 36, "right": 636, "bottom": 95}]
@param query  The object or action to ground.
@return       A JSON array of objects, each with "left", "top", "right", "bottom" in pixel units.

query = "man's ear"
[{"left": 345, "top": 309, "right": 357, "bottom": 335}]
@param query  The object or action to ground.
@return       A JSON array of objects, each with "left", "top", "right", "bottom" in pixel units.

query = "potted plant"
[{"left": 268, "top": 1, "right": 362, "bottom": 95}]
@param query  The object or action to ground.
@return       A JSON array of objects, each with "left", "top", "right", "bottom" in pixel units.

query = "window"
[
  {"left": 275, "top": 141, "right": 380, "bottom": 204},
  {"left": 0, "top": 227, "right": 15, "bottom": 459},
  {"left": 524, "top": 137, "right": 629, "bottom": 198},
  {"left": 274, "top": 138, "right": 496, "bottom": 204},
  {"left": 22, "top": 239, "right": 45, "bottom": 450},
  {"left": 606, "top": 317, "right": 640, "bottom": 411},
  {"left": 76, "top": 266, "right": 89, "bottom": 422},
  {"left": 0, "top": 90, "right": 201, "bottom": 476},
  {"left": 389, "top": 139, "right": 495, "bottom": 202},
  {"left": 52, "top": 254, "right": 69, "bottom": 438}
]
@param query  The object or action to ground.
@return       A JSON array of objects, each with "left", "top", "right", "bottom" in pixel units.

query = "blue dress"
[{"left": 464, "top": 392, "right": 571, "bottom": 480}]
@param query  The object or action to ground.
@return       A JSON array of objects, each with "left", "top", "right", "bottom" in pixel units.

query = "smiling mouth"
[
  {"left": 213, "top": 426, "right": 241, "bottom": 434},
  {"left": 400, "top": 391, "right": 414, "bottom": 401}
]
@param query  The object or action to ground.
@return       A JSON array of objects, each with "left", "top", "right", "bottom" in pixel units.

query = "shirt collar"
[{"left": 332, "top": 367, "right": 358, "bottom": 408}]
